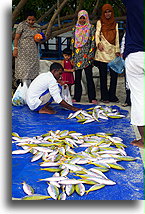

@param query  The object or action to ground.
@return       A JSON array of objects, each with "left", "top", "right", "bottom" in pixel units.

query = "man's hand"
[{"left": 60, "top": 100, "right": 82, "bottom": 111}]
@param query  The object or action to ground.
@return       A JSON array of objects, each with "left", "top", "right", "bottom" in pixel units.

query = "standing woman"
[
  {"left": 71, "top": 10, "right": 97, "bottom": 104},
  {"left": 13, "top": 10, "right": 41, "bottom": 86},
  {"left": 95, "top": 4, "right": 120, "bottom": 103}
]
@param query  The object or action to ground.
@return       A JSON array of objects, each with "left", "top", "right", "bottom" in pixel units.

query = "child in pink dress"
[{"left": 61, "top": 48, "right": 74, "bottom": 94}]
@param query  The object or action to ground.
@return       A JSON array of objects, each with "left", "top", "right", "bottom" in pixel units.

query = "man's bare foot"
[
  {"left": 131, "top": 139, "right": 144, "bottom": 149},
  {"left": 39, "top": 106, "right": 56, "bottom": 114}
]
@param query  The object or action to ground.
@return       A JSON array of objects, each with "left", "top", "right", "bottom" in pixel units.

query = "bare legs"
[
  {"left": 131, "top": 126, "right": 144, "bottom": 149},
  {"left": 39, "top": 103, "right": 56, "bottom": 114}
]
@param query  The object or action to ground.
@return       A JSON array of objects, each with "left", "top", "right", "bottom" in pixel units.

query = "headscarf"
[
  {"left": 74, "top": 10, "right": 91, "bottom": 48},
  {"left": 100, "top": 4, "right": 116, "bottom": 45}
]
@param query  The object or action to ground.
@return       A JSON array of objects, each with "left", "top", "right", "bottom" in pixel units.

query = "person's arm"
[
  {"left": 95, "top": 20, "right": 104, "bottom": 51},
  {"left": 120, "top": 33, "right": 126, "bottom": 57},
  {"left": 13, "top": 33, "right": 21, "bottom": 57},
  {"left": 13, "top": 22, "right": 24, "bottom": 57},
  {"left": 88, "top": 25, "right": 96, "bottom": 61},
  {"left": 115, "top": 24, "right": 120, "bottom": 56},
  {"left": 71, "top": 27, "right": 75, "bottom": 61},
  {"left": 49, "top": 75, "right": 81, "bottom": 111},
  {"left": 59, "top": 100, "right": 81, "bottom": 111}
]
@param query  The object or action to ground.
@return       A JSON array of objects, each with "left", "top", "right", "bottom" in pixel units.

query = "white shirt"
[{"left": 26, "top": 72, "right": 63, "bottom": 110}]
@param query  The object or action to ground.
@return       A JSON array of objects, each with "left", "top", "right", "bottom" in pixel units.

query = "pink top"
[
  {"left": 62, "top": 59, "right": 74, "bottom": 85},
  {"left": 64, "top": 59, "right": 73, "bottom": 69}
]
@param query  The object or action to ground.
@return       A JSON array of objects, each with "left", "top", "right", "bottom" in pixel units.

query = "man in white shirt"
[{"left": 26, "top": 62, "right": 80, "bottom": 114}]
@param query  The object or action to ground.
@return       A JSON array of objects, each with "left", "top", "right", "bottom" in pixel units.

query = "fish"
[
  {"left": 83, "top": 118, "right": 96, "bottom": 124},
  {"left": 39, "top": 176, "right": 67, "bottom": 182},
  {"left": 69, "top": 110, "right": 83, "bottom": 119},
  {"left": 47, "top": 184, "right": 59, "bottom": 200},
  {"left": 31, "top": 152, "right": 43, "bottom": 162},
  {"left": 58, "top": 192, "right": 67, "bottom": 200},
  {"left": 40, "top": 168, "right": 62, "bottom": 172},
  {"left": 65, "top": 184, "right": 75, "bottom": 196},
  {"left": 63, "top": 163, "right": 86, "bottom": 172},
  {"left": 85, "top": 184, "right": 105, "bottom": 194},
  {"left": 12, "top": 148, "right": 31, "bottom": 154},
  {"left": 40, "top": 162, "right": 61, "bottom": 167},
  {"left": 108, "top": 163, "right": 125, "bottom": 170},
  {"left": 75, "top": 183, "right": 85, "bottom": 196},
  {"left": 12, "top": 130, "right": 137, "bottom": 200},
  {"left": 22, "top": 181, "right": 34, "bottom": 195},
  {"left": 60, "top": 167, "right": 69, "bottom": 177},
  {"left": 89, "top": 168, "right": 108, "bottom": 179},
  {"left": 76, "top": 175, "right": 116, "bottom": 185},
  {"left": 49, "top": 181, "right": 61, "bottom": 188},
  {"left": 58, "top": 179, "right": 84, "bottom": 185},
  {"left": 22, "top": 194, "right": 51, "bottom": 200}
]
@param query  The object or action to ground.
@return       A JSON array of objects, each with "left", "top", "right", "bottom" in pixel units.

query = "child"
[{"left": 61, "top": 48, "right": 74, "bottom": 94}]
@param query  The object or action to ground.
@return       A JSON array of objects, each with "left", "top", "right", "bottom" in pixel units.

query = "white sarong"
[{"left": 125, "top": 52, "right": 145, "bottom": 126}]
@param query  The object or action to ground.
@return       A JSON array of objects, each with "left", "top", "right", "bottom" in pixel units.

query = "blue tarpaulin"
[{"left": 12, "top": 104, "right": 144, "bottom": 200}]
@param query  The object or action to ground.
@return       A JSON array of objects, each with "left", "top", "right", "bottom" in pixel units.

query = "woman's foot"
[
  {"left": 131, "top": 139, "right": 144, "bottom": 149},
  {"left": 91, "top": 99, "right": 99, "bottom": 105},
  {"left": 72, "top": 99, "right": 80, "bottom": 103},
  {"left": 122, "top": 103, "right": 131, "bottom": 107},
  {"left": 109, "top": 99, "right": 120, "bottom": 103},
  {"left": 100, "top": 99, "right": 110, "bottom": 103}
]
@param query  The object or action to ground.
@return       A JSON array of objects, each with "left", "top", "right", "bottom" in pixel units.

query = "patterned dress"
[
  {"left": 15, "top": 21, "right": 41, "bottom": 80},
  {"left": 71, "top": 25, "right": 96, "bottom": 70}
]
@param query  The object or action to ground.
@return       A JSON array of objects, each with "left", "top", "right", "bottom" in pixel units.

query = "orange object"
[{"left": 34, "top": 34, "right": 43, "bottom": 41}]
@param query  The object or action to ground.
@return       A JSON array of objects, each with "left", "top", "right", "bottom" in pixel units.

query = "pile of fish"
[
  {"left": 67, "top": 105, "right": 126, "bottom": 124},
  {"left": 12, "top": 130, "right": 137, "bottom": 200}
]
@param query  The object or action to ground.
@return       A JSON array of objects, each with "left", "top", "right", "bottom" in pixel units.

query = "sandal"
[{"left": 100, "top": 100, "right": 110, "bottom": 103}]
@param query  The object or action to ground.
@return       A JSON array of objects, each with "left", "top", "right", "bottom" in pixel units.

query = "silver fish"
[
  {"left": 12, "top": 148, "right": 31, "bottom": 155},
  {"left": 31, "top": 152, "right": 43, "bottom": 162},
  {"left": 58, "top": 179, "right": 84, "bottom": 185},
  {"left": 47, "top": 184, "right": 59, "bottom": 200},
  {"left": 22, "top": 181, "right": 34, "bottom": 195}
]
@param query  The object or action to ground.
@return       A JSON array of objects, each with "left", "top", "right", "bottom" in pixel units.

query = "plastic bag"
[
  {"left": 12, "top": 82, "right": 28, "bottom": 106},
  {"left": 61, "top": 84, "right": 72, "bottom": 106},
  {"left": 108, "top": 56, "right": 125, "bottom": 74}
]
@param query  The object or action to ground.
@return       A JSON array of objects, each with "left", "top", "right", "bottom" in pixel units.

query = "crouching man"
[{"left": 26, "top": 62, "right": 80, "bottom": 114}]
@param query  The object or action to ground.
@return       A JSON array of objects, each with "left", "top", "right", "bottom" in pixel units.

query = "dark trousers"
[
  {"left": 124, "top": 70, "right": 131, "bottom": 105},
  {"left": 73, "top": 65, "right": 96, "bottom": 102},
  {"left": 96, "top": 61, "right": 118, "bottom": 102}
]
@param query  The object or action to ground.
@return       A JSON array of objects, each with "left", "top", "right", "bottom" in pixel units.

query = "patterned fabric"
[
  {"left": 15, "top": 21, "right": 41, "bottom": 80},
  {"left": 74, "top": 10, "right": 91, "bottom": 48},
  {"left": 71, "top": 25, "right": 96, "bottom": 70}
]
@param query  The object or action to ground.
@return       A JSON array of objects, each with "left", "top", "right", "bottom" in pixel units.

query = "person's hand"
[
  {"left": 71, "top": 106, "right": 82, "bottom": 112},
  {"left": 34, "top": 38, "right": 41, "bottom": 43},
  {"left": 115, "top": 52, "right": 120, "bottom": 57},
  {"left": 120, "top": 53, "right": 123, "bottom": 58},
  {"left": 98, "top": 43, "right": 104, "bottom": 51},
  {"left": 13, "top": 49, "right": 18, "bottom": 57}
]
